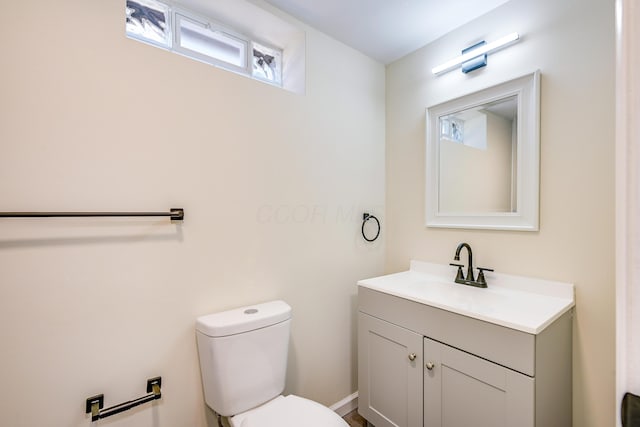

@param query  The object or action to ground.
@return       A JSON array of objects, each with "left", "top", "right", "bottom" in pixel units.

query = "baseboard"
[{"left": 329, "top": 391, "right": 358, "bottom": 417}]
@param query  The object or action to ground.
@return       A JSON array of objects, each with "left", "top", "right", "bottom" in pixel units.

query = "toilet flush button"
[{"left": 244, "top": 309, "right": 258, "bottom": 315}]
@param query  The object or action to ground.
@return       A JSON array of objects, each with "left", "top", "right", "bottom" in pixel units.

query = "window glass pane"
[
  {"left": 126, "top": 0, "right": 170, "bottom": 46},
  {"left": 440, "top": 117, "right": 464, "bottom": 143},
  {"left": 178, "top": 16, "right": 247, "bottom": 68},
  {"left": 252, "top": 42, "right": 282, "bottom": 85}
]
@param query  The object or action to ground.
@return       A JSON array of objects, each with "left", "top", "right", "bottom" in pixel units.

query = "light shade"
[{"left": 432, "top": 32, "right": 520, "bottom": 75}]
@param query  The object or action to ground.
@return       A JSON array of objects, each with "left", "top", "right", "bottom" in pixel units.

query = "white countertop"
[{"left": 358, "top": 260, "right": 575, "bottom": 334}]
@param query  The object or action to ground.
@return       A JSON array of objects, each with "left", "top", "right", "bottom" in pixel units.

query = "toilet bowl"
[
  {"left": 229, "top": 395, "right": 348, "bottom": 427},
  {"left": 195, "top": 300, "right": 349, "bottom": 427}
]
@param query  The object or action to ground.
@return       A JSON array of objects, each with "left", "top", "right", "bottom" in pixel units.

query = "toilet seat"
[{"left": 229, "top": 395, "right": 349, "bottom": 427}]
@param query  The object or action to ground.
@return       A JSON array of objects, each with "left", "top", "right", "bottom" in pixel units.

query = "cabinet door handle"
[
  {"left": 426, "top": 362, "right": 435, "bottom": 370},
  {"left": 408, "top": 353, "right": 417, "bottom": 361}
]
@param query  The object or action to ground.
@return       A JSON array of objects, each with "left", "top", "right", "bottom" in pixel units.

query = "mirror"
[{"left": 426, "top": 71, "right": 540, "bottom": 231}]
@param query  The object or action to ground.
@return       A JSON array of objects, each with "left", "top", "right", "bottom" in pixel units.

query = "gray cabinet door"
[
  {"left": 358, "top": 312, "right": 423, "bottom": 427},
  {"left": 424, "top": 337, "right": 534, "bottom": 427}
]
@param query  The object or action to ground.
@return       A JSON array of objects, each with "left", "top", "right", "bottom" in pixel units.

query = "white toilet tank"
[{"left": 196, "top": 300, "right": 292, "bottom": 416}]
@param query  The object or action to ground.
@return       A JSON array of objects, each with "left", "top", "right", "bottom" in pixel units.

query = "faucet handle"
[
  {"left": 449, "top": 263, "right": 465, "bottom": 282},
  {"left": 476, "top": 267, "right": 494, "bottom": 287}
]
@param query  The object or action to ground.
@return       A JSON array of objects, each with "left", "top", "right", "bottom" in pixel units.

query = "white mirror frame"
[{"left": 426, "top": 70, "right": 540, "bottom": 231}]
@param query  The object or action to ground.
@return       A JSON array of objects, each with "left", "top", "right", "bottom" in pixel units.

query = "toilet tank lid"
[{"left": 196, "top": 300, "right": 292, "bottom": 337}]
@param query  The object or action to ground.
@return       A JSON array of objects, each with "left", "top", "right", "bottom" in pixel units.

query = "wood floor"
[{"left": 343, "top": 409, "right": 368, "bottom": 427}]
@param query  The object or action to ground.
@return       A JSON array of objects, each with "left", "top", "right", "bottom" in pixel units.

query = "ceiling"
[{"left": 262, "top": 0, "right": 511, "bottom": 64}]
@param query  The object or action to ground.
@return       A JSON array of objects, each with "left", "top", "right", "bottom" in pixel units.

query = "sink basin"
[{"left": 357, "top": 260, "right": 574, "bottom": 334}]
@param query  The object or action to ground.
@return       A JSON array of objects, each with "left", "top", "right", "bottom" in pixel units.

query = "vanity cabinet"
[
  {"left": 358, "top": 312, "right": 423, "bottom": 427},
  {"left": 423, "top": 337, "right": 533, "bottom": 427},
  {"left": 357, "top": 284, "right": 572, "bottom": 427}
]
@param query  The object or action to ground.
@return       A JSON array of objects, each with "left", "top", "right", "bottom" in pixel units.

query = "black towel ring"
[{"left": 362, "top": 213, "right": 381, "bottom": 242}]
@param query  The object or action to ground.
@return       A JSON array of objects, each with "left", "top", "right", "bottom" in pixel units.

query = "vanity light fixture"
[{"left": 431, "top": 32, "right": 520, "bottom": 75}]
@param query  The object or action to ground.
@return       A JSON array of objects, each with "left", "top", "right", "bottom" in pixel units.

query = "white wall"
[
  {"left": 0, "top": 1, "right": 385, "bottom": 426},
  {"left": 386, "top": 0, "right": 614, "bottom": 426},
  {"left": 616, "top": 0, "right": 640, "bottom": 424}
]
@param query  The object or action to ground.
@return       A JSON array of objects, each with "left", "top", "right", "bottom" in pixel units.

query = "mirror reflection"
[{"left": 438, "top": 96, "right": 518, "bottom": 214}]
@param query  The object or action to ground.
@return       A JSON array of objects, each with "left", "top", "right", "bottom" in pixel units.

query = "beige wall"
[
  {"left": 386, "top": 0, "right": 615, "bottom": 426},
  {"left": 0, "top": 1, "right": 385, "bottom": 426}
]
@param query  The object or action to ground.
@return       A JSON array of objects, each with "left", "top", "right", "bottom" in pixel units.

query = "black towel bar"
[
  {"left": 0, "top": 208, "right": 184, "bottom": 221},
  {"left": 86, "top": 377, "right": 162, "bottom": 422}
]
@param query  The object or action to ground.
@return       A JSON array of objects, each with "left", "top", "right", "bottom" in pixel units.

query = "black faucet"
[
  {"left": 454, "top": 242, "right": 474, "bottom": 282},
  {"left": 449, "top": 242, "right": 493, "bottom": 288}
]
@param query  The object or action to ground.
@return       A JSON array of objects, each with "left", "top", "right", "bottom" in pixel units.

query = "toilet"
[{"left": 196, "top": 300, "right": 349, "bottom": 427}]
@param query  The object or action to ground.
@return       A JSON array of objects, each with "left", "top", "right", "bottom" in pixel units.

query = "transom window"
[{"left": 125, "top": 0, "right": 284, "bottom": 86}]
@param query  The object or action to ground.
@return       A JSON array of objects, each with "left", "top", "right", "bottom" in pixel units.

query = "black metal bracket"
[
  {"left": 146, "top": 376, "right": 162, "bottom": 393},
  {"left": 85, "top": 394, "right": 104, "bottom": 415},
  {"left": 85, "top": 377, "right": 162, "bottom": 422}
]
